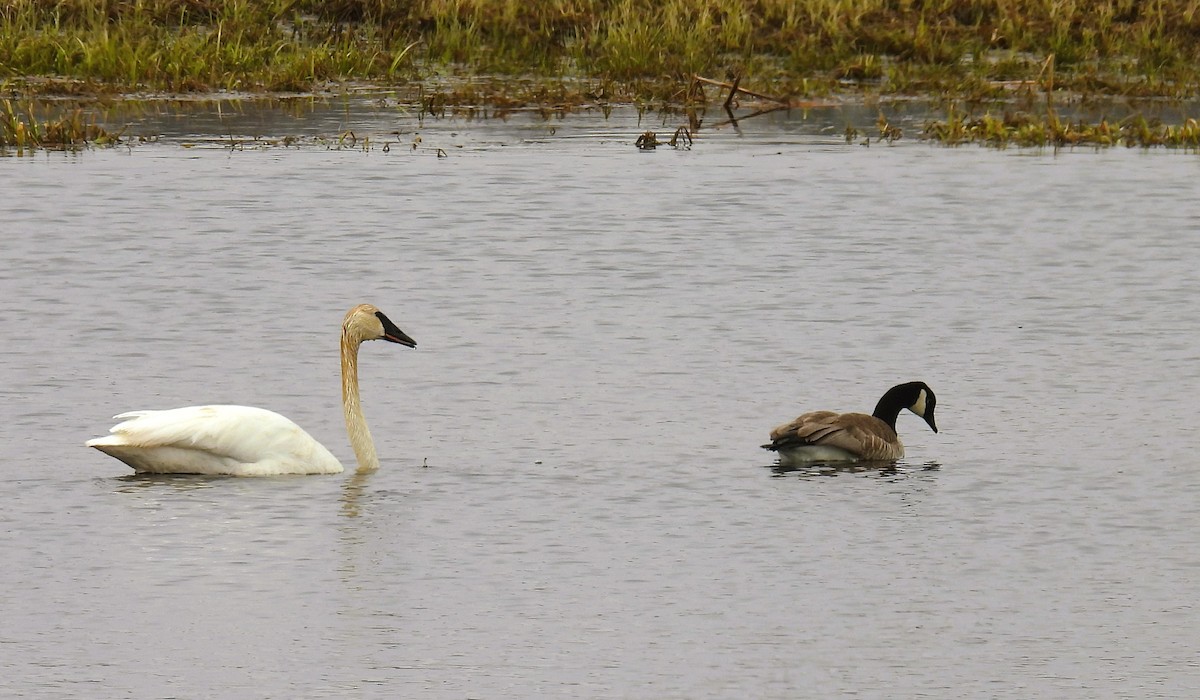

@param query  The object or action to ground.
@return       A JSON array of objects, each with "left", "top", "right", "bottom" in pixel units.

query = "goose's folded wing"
[
  {"left": 766, "top": 411, "right": 900, "bottom": 459},
  {"left": 766, "top": 411, "right": 841, "bottom": 449},
  {"left": 827, "top": 414, "right": 902, "bottom": 460}
]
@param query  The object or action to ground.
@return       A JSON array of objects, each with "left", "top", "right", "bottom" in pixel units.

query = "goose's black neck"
[{"left": 872, "top": 394, "right": 903, "bottom": 431}]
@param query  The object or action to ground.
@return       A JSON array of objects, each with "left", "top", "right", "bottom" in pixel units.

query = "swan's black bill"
[{"left": 376, "top": 311, "right": 417, "bottom": 348}]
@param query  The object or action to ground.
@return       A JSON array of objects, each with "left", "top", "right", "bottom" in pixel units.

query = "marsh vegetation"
[
  {"left": 4, "top": 0, "right": 1200, "bottom": 101},
  {"left": 0, "top": 98, "right": 122, "bottom": 150},
  {"left": 921, "top": 110, "right": 1200, "bottom": 148},
  {"left": 4, "top": 1, "right": 1200, "bottom": 151}
]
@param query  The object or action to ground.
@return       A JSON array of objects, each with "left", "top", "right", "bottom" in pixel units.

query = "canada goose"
[
  {"left": 86, "top": 304, "right": 416, "bottom": 476},
  {"left": 762, "top": 381, "right": 937, "bottom": 464}
]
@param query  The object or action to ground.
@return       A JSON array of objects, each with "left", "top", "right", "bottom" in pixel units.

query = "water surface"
[{"left": 2, "top": 101, "right": 1198, "bottom": 698}]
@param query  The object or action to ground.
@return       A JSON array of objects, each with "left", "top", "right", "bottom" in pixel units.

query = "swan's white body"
[
  {"left": 87, "top": 304, "right": 416, "bottom": 476},
  {"left": 88, "top": 405, "right": 343, "bottom": 476}
]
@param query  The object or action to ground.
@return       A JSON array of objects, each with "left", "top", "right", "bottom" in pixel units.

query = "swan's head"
[{"left": 343, "top": 304, "right": 416, "bottom": 348}]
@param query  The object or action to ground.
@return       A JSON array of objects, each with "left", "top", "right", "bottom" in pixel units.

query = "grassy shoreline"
[
  {"left": 6, "top": 1, "right": 1200, "bottom": 151},
  {"left": 4, "top": 0, "right": 1200, "bottom": 105}
]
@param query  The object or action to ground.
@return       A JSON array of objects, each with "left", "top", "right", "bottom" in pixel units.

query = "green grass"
[
  {"left": 3, "top": 0, "right": 1200, "bottom": 103},
  {"left": 0, "top": 0, "right": 417, "bottom": 93}
]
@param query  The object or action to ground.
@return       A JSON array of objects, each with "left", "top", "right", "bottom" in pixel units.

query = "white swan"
[{"left": 86, "top": 304, "right": 416, "bottom": 476}]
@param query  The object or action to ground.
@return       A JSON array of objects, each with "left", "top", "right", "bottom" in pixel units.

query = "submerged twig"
[
  {"left": 724, "top": 75, "right": 741, "bottom": 110},
  {"left": 710, "top": 104, "right": 788, "bottom": 131},
  {"left": 668, "top": 126, "right": 692, "bottom": 148},
  {"left": 693, "top": 75, "right": 789, "bottom": 106}
]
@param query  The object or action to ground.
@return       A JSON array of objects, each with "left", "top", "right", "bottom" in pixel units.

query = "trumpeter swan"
[
  {"left": 762, "top": 382, "right": 938, "bottom": 464},
  {"left": 87, "top": 304, "right": 416, "bottom": 476}
]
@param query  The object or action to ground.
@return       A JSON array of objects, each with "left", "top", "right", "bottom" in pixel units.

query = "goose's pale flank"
[
  {"left": 763, "top": 381, "right": 938, "bottom": 464},
  {"left": 86, "top": 304, "right": 416, "bottom": 476}
]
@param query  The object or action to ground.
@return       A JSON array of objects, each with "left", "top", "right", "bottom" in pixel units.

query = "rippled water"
[{"left": 2, "top": 99, "right": 1199, "bottom": 698}]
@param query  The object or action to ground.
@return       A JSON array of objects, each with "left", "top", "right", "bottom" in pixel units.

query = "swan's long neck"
[{"left": 341, "top": 331, "right": 379, "bottom": 471}]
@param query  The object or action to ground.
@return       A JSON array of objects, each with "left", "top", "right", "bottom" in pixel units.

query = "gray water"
[{"left": 2, "top": 99, "right": 1199, "bottom": 699}]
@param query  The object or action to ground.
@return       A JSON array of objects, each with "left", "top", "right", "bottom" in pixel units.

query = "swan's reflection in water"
[
  {"left": 339, "top": 467, "right": 375, "bottom": 519},
  {"left": 109, "top": 473, "right": 221, "bottom": 493},
  {"left": 106, "top": 464, "right": 384, "bottom": 518}
]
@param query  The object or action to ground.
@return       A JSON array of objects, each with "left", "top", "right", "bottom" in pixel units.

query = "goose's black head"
[{"left": 874, "top": 381, "right": 937, "bottom": 433}]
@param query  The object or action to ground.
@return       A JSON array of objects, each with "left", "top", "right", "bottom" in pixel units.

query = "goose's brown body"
[
  {"left": 767, "top": 411, "right": 904, "bottom": 462},
  {"left": 763, "top": 382, "right": 938, "bottom": 464}
]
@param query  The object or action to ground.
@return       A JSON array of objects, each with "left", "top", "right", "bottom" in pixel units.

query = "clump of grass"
[
  {"left": 922, "top": 109, "right": 1200, "bottom": 149},
  {"left": 0, "top": 99, "right": 123, "bottom": 151}
]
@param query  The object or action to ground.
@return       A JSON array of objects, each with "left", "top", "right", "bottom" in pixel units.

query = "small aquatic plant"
[
  {"left": 634, "top": 126, "right": 692, "bottom": 149},
  {"left": 0, "top": 99, "right": 122, "bottom": 152}
]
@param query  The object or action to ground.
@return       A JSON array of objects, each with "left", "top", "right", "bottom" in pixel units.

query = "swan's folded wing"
[{"left": 88, "top": 405, "right": 307, "bottom": 463}]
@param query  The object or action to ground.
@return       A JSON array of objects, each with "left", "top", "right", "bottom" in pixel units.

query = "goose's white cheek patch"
[{"left": 911, "top": 389, "right": 927, "bottom": 417}]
